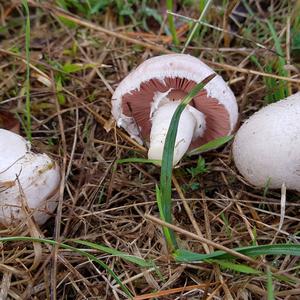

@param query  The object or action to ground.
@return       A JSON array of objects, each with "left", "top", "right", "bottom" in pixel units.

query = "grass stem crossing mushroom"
[{"left": 112, "top": 54, "right": 238, "bottom": 165}]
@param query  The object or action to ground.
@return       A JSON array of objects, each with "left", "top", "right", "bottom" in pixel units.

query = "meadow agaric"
[
  {"left": 233, "top": 92, "right": 300, "bottom": 191},
  {"left": 112, "top": 54, "right": 238, "bottom": 165},
  {"left": 0, "top": 129, "right": 60, "bottom": 225}
]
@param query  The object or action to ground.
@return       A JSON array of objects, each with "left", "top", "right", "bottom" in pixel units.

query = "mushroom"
[
  {"left": 233, "top": 92, "right": 300, "bottom": 191},
  {"left": 0, "top": 129, "right": 60, "bottom": 225},
  {"left": 112, "top": 54, "right": 238, "bottom": 165}
]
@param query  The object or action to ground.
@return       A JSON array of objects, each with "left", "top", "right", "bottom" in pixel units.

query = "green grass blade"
[
  {"left": 187, "top": 135, "right": 233, "bottom": 156},
  {"left": 220, "top": 212, "right": 232, "bottom": 239},
  {"left": 56, "top": 75, "right": 66, "bottom": 105},
  {"left": 266, "top": 20, "right": 288, "bottom": 101},
  {"left": 181, "top": 0, "right": 212, "bottom": 53},
  {"left": 62, "top": 62, "right": 97, "bottom": 73},
  {"left": 174, "top": 244, "right": 300, "bottom": 262},
  {"left": 117, "top": 158, "right": 161, "bottom": 165},
  {"left": 267, "top": 267, "right": 275, "bottom": 300},
  {"left": 209, "top": 259, "right": 262, "bottom": 275},
  {"left": 0, "top": 237, "right": 133, "bottom": 298},
  {"left": 22, "top": 0, "right": 32, "bottom": 141},
  {"left": 266, "top": 20, "right": 285, "bottom": 58},
  {"left": 159, "top": 74, "right": 216, "bottom": 250},
  {"left": 181, "top": 75, "right": 216, "bottom": 106},
  {"left": 155, "top": 184, "right": 175, "bottom": 248},
  {"left": 166, "top": 0, "right": 179, "bottom": 45},
  {"left": 73, "top": 240, "right": 155, "bottom": 268}
]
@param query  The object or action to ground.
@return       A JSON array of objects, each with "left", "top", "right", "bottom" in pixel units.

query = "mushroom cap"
[
  {"left": 0, "top": 127, "right": 29, "bottom": 170},
  {"left": 233, "top": 92, "right": 300, "bottom": 191},
  {"left": 112, "top": 54, "right": 238, "bottom": 148},
  {"left": 0, "top": 129, "right": 60, "bottom": 225}
]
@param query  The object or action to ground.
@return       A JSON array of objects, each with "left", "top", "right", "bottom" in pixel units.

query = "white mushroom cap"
[
  {"left": 0, "top": 129, "right": 61, "bottom": 225},
  {"left": 233, "top": 92, "right": 300, "bottom": 191},
  {"left": 0, "top": 127, "right": 29, "bottom": 169},
  {"left": 112, "top": 54, "right": 238, "bottom": 164}
]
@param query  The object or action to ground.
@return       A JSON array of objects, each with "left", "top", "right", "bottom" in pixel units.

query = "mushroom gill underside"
[{"left": 121, "top": 77, "right": 231, "bottom": 163}]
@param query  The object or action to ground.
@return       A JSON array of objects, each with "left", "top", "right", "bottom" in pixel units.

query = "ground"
[{"left": 0, "top": 0, "right": 300, "bottom": 299}]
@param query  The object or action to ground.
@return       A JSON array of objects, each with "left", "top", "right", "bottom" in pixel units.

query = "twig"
[
  {"left": 133, "top": 283, "right": 214, "bottom": 300},
  {"left": 172, "top": 176, "right": 210, "bottom": 254},
  {"left": 169, "top": 11, "right": 284, "bottom": 57},
  {"left": 144, "top": 214, "right": 261, "bottom": 266},
  {"left": 206, "top": 60, "right": 300, "bottom": 84}
]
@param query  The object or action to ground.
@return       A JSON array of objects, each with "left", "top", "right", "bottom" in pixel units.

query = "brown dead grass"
[{"left": 0, "top": 0, "right": 300, "bottom": 299}]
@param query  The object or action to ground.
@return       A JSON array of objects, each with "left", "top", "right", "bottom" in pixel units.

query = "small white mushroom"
[
  {"left": 0, "top": 129, "right": 60, "bottom": 225},
  {"left": 233, "top": 92, "right": 300, "bottom": 191},
  {"left": 112, "top": 54, "right": 238, "bottom": 165}
]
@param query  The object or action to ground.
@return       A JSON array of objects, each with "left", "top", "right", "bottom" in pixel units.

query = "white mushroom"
[
  {"left": 233, "top": 92, "right": 300, "bottom": 191},
  {"left": 112, "top": 54, "right": 238, "bottom": 165},
  {"left": 0, "top": 129, "right": 60, "bottom": 225}
]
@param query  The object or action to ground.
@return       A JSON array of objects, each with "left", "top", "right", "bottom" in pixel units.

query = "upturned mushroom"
[
  {"left": 0, "top": 129, "right": 60, "bottom": 225},
  {"left": 233, "top": 92, "right": 300, "bottom": 191},
  {"left": 112, "top": 54, "right": 238, "bottom": 165}
]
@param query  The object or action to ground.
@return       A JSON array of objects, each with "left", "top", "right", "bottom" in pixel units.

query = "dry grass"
[{"left": 0, "top": 0, "right": 300, "bottom": 299}]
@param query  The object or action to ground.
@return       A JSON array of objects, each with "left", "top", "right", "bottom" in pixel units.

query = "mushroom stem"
[{"left": 148, "top": 100, "right": 206, "bottom": 165}]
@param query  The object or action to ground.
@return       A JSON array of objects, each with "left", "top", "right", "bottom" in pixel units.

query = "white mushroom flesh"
[{"left": 148, "top": 100, "right": 206, "bottom": 165}]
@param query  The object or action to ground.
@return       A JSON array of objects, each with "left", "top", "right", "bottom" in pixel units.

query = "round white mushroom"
[
  {"left": 0, "top": 129, "right": 61, "bottom": 225},
  {"left": 112, "top": 54, "right": 238, "bottom": 165},
  {"left": 233, "top": 92, "right": 300, "bottom": 191}
]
